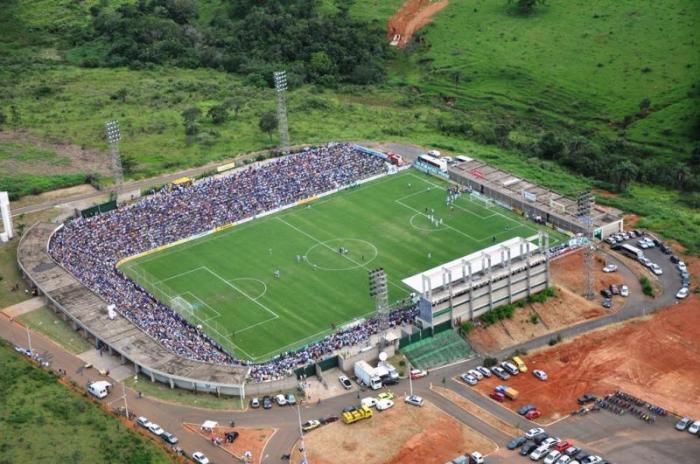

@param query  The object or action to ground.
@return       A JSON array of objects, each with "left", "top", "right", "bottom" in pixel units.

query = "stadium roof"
[{"left": 401, "top": 236, "right": 540, "bottom": 294}]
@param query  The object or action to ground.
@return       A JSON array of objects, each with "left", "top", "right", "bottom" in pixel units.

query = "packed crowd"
[{"left": 49, "top": 144, "right": 414, "bottom": 380}]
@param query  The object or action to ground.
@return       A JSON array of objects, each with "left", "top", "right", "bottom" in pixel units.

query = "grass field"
[
  {"left": 0, "top": 341, "right": 170, "bottom": 464},
  {"left": 120, "top": 170, "right": 564, "bottom": 362}
]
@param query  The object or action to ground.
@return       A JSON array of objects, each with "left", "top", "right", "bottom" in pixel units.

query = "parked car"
[
  {"left": 582, "top": 456, "right": 603, "bottom": 464},
  {"left": 470, "top": 451, "right": 485, "bottom": 464},
  {"left": 541, "top": 437, "right": 560, "bottom": 448},
  {"left": 577, "top": 393, "right": 597, "bottom": 405},
  {"left": 501, "top": 361, "right": 519, "bottom": 375},
  {"left": 544, "top": 450, "right": 562, "bottom": 464},
  {"left": 526, "top": 409, "right": 542, "bottom": 420},
  {"left": 518, "top": 404, "right": 537, "bottom": 415},
  {"left": 678, "top": 261, "right": 687, "bottom": 272},
  {"left": 286, "top": 393, "right": 297, "bottom": 405},
  {"left": 410, "top": 369, "right": 428, "bottom": 379},
  {"left": 468, "top": 368, "right": 484, "bottom": 380},
  {"left": 301, "top": 419, "right": 321, "bottom": 432},
  {"left": 650, "top": 263, "right": 663, "bottom": 275},
  {"left": 530, "top": 446, "right": 550, "bottom": 460},
  {"left": 675, "top": 417, "right": 692, "bottom": 431},
  {"left": 525, "top": 427, "right": 546, "bottom": 439},
  {"left": 491, "top": 366, "right": 510, "bottom": 380},
  {"left": 377, "top": 391, "right": 394, "bottom": 401},
  {"left": 136, "top": 416, "right": 152, "bottom": 429},
  {"left": 660, "top": 244, "right": 672, "bottom": 254},
  {"left": 609, "top": 284, "right": 619, "bottom": 295},
  {"left": 670, "top": 255, "right": 680, "bottom": 263},
  {"left": 533, "top": 433, "right": 550, "bottom": 445},
  {"left": 620, "top": 285, "right": 629, "bottom": 297},
  {"left": 602, "top": 264, "right": 618, "bottom": 273},
  {"left": 521, "top": 442, "right": 538, "bottom": 456},
  {"left": 687, "top": 420, "right": 700, "bottom": 434},
  {"left": 192, "top": 451, "right": 210, "bottom": 464},
  {"left": 275, "top": 394, "right": 287, "bottom": 406},
  {"left": 676, "top": 287, "right": 689, "bottom": 299},
  {"left": 148, "top": 423, "right": 164, "bottom": 436},
  {"left": 508, "top": 436, "right": 528, "bottom": 450},
  {"left": 461, "top": 373, "right": 478, "bottom": 386},
  {"left": 476, "top": 366, "right": 492, "bottom": 378},
  {"left": 161, "top": 431, "right": 178, "bottom": 445},
  {"left": 262, "top": 396, "right": 272, "bottom": 409},
  {"left": 600, "top": 289, "right": 612, "bottom": 298},
  {"left": 533, "top": 369, "right": 548, "bottom": 381},
  {"left": 555, "top": 440, "right": 573, "bottom": 452},
  {"left": 405, "top": 395, "right": 424, "bottom": 407},
  {"left": 361, "top": 397, "right": 378, "bottom": 409},
  {"left": 490, "top": 391, "right": 505, "bottom": 402},
  {"left": 638, "top": 256, "right": 652, "bottom": 267},
  {"left": 564, "top": 446, "right": 581, "bottom": 457},
  {"left": 338, "top": 375, "right": 353, "bottom": 390},
  {"left": 376, "top": 399, "right": 394, "bottom": 411},
  {"left": 250, "top": 397, "right": 260, "bottom": 409},
  {"left": 558, "top": 456, "right": 572, "bottom": 464},
  {"left": 602, "top": 298, "right": 612, "bottom": 309},
  {"left": 319, "top": 415, "right": 339, "bottom": 424}
]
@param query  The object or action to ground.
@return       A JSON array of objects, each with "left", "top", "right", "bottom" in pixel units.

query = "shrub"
[
  {"left": 640, "top": 276, "right": 655, "bottom": 297},
  {"left": 483, "top": 357, "right": 498, "bottom": 368},
  {"left": 530, "top": 314, "right": 539, "bottom": 324},
  {"left": 398, "top": 360, "right": 406, "bottom": 367},
  {"left": 461, "top": 321, "right": 475, "bottom": 333}
]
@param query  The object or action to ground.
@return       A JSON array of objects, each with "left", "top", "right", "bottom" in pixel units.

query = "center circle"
[{"left": 305, "top": 239, "right": 378, "bottom": 271}]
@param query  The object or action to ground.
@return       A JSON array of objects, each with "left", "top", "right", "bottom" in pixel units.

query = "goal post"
[
  {"left": 171, "top": 295, "right": 195, "bottom": 318},
  {"left": 469, "top": 191, "right": 494, "bottom": 208}
]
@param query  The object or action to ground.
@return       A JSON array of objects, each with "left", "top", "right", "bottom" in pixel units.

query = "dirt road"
[{"left": 387, "top": 0, "right": 449, "bottom": 47}]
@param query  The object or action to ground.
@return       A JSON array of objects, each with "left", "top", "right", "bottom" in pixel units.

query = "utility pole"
[
  {"left": 26, "top": 324, "right": 32, "bottom": 354},
  {"left": 296, "top": 401, "right": 310, "bottom": 464},
  {"left": 105, "top": 120, "right": 123, "bottom": 200},
  {"left": 273, "top": 71, "right": 290, "bottom": 154}
]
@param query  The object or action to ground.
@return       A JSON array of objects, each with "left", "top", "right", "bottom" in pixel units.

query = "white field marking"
[
  {"left": 407, "top": 172, "right": 555, "bottom": 245},
  {"left": 182, "top": 291, "right": 221, "bottom": 320},
  {"left": 395, "top": 198, "right": 481, "bottom": 242},
  {"left": 202, "top": 266, "right": 279, "bottom": 320},
  {"left": 130, "top": 172, "right": 405, "bottom": 267},
  {"left": 248, "top": 307, "right": 380, "bottom": 362},
  {"left": 229, "top": 277, "right": 268, "bottom": 300},
  {"left": 158, "top": 266, "right": 208, "bottom": 284},
  {"left": 304, "top": 238, "right": 379, "bottom": 271},
  {"left": 275, "top": 216, "right": 406, "bottom": 293},
  {"left": 409, "top": 213, "right": 449, "bottom": 232}
]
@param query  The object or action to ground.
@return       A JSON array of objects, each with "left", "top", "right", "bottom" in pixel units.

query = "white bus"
[
  {"left": 417, "top": 154, "right": 448, "bottom": 172},
  {"left": 619, "top": 243, "right": 643, "bottom": 259},
  {"left": 455, "top": 155, "right": 473, "bottom": 163}
]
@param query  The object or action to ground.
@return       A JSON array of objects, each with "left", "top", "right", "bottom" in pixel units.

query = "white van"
[{"left": 88, "top": 380, "right": 112, "bottom": 399}]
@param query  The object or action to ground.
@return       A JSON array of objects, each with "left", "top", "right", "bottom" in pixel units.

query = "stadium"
[{"left": 17, "top": 143, "right": 621, "bottom": 396}]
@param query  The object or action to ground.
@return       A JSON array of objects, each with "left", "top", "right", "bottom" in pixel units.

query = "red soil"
[{"left": 387, "top": 0, "right": 449, "bottom": 47}]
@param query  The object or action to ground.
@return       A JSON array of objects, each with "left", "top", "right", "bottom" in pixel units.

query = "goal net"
[
  {"left": 171, "top": 296, "right": 195, "bottom": 318},
  {"left": 470, "top": 192, "right": 494, "bottom": 208}
]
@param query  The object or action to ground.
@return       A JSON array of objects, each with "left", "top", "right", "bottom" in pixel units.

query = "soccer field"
[{"left": 120, "top": 170, "right": 565, "bottom": 362}]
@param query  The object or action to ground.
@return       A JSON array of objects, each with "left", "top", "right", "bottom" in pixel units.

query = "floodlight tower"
[
  {"left": 369, "top": 268, "right": 390, "bottom": 349},
  {"left": 273, "top": 71, "right": 290, "bottom": 153},
  {"left": 105, "top": 120, "right": 123, "bottom": 198},
  {"left": 577, "top": 191, "right": 595, "bottom": 300}
]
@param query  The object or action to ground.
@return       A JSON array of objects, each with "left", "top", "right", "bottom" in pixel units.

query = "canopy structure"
[
  {"left": 401, "top": 236, "right": 539, "bottom": 295},
  {"left": 201, "top": 420, "right": 218, "bottom": 430}
]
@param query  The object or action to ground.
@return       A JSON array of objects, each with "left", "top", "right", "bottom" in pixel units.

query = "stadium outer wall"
[{"left": 14, "top": 147, "right": 406, "bottom": 398}]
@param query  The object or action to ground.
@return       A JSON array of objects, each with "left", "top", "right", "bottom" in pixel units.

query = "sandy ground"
[
  {"left": 387, "top": 0, "right": 449, "bottom": 47},
  {"left": 293, "top": 398, "right": 494, "bottom": 464},
  {"left": 473, "top": 296, "right": 700, "bottom": 421},
  {"left": 432, "top": 386, "right": 520, "bottom": 437},
  {"left": 468, "top": 250, "right": 630, "bottom": 353},
  {"left": 0, "top": 130, "right": 110, "bottom": 176},
  {"left": 184, "top": 423, "right": 274, "bottom": 464}
]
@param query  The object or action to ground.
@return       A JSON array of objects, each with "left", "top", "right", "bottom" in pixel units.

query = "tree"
[
  {"left": 112, "top": 88, "right": 128, "bottom": 103},
  {"left": 537, "top": 132, "right": 564, "bottom": 159},
  {"left": 258, "top": 111, "right": 278, "bottom": 141},
  {"left": 508, "top": 0, "right": 546, "bottom": 14},
  {"left": 181, "top": 107, "right": 201, "bottom": 144},
  {"left": 309, "top": 51, "right": 333, "bottom": 80},
  {"left": 207, "top": 105, "right": 229, "bottom": 125},
  {"left": 0, "top": 110, "right": 6, "bottom": 128},
  {"left": 639, "top": 97, "right": 651, "bottom": 114},
  {"left": 612, "top": 160, "right": 638, "bottom": 192}
]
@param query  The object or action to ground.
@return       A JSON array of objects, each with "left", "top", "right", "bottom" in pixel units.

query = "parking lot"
[{"left": 486, "top": 406, "right": 699, "bottom": 463}]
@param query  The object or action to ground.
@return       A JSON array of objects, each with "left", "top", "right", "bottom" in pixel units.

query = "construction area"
[
  {"left": 294, "top": 399, "right": 495, "bottom": 464},
  {"left": 473, "top": 296, "right": 700, "bottom": 422}
]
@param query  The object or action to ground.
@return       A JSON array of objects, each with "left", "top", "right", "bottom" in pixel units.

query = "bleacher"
[{"left": 401, "top": 330, "right": 473, "bottom": 370}]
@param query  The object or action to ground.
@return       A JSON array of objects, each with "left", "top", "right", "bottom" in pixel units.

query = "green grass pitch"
[{"left": 119, "top": 170, "right": 566, "bottom": 362}]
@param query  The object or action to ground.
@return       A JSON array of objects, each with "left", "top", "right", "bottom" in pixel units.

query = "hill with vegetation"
[
  {"left": 0, "top": 341, "right": 171, "bottom": 464},
  {"left": 0, "top": 0, "right": 698, "bottom": 250}
]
